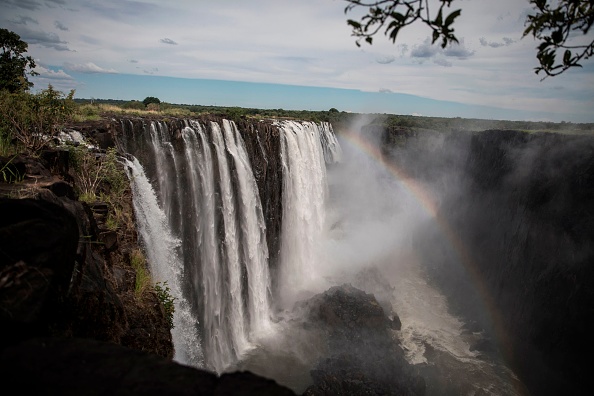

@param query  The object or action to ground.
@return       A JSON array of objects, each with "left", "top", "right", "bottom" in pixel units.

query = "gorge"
[{"left": 1, "top": 114, "right": 593, "bottom": 396}]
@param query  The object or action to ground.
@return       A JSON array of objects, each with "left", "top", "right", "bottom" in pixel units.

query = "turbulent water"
[{"left": 122, "top": 117, "right": 526, "bottom": 394}]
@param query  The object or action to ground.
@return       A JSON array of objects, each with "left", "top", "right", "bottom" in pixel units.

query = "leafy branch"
[
  {"left": 344, "top": 0, "right": 462, "bottom": 48},
  {"left": 523, "top": 0, "right": 594, "bottom": 78}
]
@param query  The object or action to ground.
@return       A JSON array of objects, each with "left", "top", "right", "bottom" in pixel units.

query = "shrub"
[
  {"left": 0, "top": 85, "right": 76, "bottom": 154},
  {"left": 154, "top": 281, "right": 176, "bottom": 329}
]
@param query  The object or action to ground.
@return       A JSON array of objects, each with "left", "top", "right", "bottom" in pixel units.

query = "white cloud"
[
  {"left": 34, "top": 64, "right": 74, "bottom": 80},
  {"left": 64, "top": 62, "right": 118, "bottom": 74}
]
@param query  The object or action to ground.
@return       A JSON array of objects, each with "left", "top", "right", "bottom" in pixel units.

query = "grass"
[{"left": 130, "top": 248, "right": 151, "bottom": 297}]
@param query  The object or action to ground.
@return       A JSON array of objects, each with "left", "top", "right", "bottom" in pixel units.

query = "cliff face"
[
  {"left": 379, "top": 127, "right": 594, "bottom": 396},
  {"left": 0, "top": 152, "right": 173, "bottom": 356}
]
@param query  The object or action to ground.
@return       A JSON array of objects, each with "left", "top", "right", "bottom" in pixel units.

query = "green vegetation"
[
  {"left": 154, "top": 281, "right": 176, "bottom": 330},
  {"left": 0, "top": 154, "right": 23, "bottom": 183},
  {"left": 130, "top": 249, "right": 151, "bottom": 296},
  {"left": 343, "top": 0, "right": 594, "bottom": 78},
  {"left": 0, "top": 28, "right": 38, "bottom": 93},
  {"left": 0, "top": 85, "right": 76, "bottom": 154},
  {"left": 142, "top": 96, "right": 161, "bottom": 107}
]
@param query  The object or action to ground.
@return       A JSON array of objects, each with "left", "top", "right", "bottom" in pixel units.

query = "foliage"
[
  {"left": 344, "top": 0, "right": 461, "bottom": 48},
  {"left": 154, "top": 281, "right": 176, "bottom": 329},
  {"left": 343, "top": 0, "right": 594, "bottom": 77},
  {"left": 142, "top": 96, "right": 161, "bottom": 106},
  {"left": 69, "top": 146, "right": 128, "bottom": 202},
  {"left": 0, "top": 28, "right": 38, "bottom": 93},
  {"left": 130, "top": 249, "right": 151, "bottom": 296},
  {"left": 0, "top": 85, "right": 76, "bottom": 154},
  {"left": 523, "top": 0, "right": 594, "bottom": 78},
  {"left": 0, "top": 154, "right": 24, "bottom": 183}
]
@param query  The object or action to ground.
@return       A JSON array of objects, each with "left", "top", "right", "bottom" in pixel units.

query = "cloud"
[
  {"left": 480, "top": 37, "right": 516, "bottom": 48},
  {"left": 411, "top": 39, "right": 439, "bottom": 58},
  {"left": 376, "top": 55, "right": 396, "bottom": 65},
  {"left": 443, "top": 39, "right": 475, "bottom": 59},
  {"left": 160, "top": 38, "right": 178, "bottom": 45},
  {"left": 434, "top": 58, "right": 452, "bottom": 67},
  {"left": 15, "top": 26, "right": 71, "bottom": 51},
  {"left": 64, "top": 62, "right": 118, "bottom": 74},
  {"left": 410, "top": 37, "right": 474, "bottom": 60},
  {"left": 54, "top": 21, "right": 68, "bottom": 31},
  {"left": 3, "top": 0, "right": 42, "bottom": 10},
  {"left": 34, "top": 64, "right": 74, "bottom": 80},
  {"left": 129, "top": 59, "right": 139, "bottom": 63},
  {"left": 11, "top": 16, "right": 39, "bottom": 25}
]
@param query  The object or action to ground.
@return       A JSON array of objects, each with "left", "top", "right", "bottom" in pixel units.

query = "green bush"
[
  {"left": 154, "top": 281, "right": 176, "bottom": 329},
  {"left": 0, "top": 85, "right": 76, "bottom": 154}
]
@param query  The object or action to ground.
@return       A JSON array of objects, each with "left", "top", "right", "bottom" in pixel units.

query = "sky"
[{"left": 1, "top": 0, "right": 593, "bottom": 122}]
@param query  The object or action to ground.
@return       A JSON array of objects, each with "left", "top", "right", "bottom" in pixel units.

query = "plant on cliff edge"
[
  {"left": 154, "top": 281, "right": 176, "bottom": 330},
  {"left": 0, "top": 85, "right": 76, "bottom": 154}
]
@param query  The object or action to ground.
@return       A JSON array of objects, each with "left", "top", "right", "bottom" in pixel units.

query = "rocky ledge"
[{"left": 299, "top": 284, "right": 425, "bottom": 396}]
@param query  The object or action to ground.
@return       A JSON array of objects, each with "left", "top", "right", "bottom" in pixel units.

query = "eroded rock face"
[
  {"left": 300, "top": 284, "right": 425, "bottom": 396},
  {"left": 0, "top": 154, "right": 173, "bottom": 356}
]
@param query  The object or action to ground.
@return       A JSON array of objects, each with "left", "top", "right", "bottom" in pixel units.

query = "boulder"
[{"left": 300, "top": 284, "right": 425, "bottom": 396}]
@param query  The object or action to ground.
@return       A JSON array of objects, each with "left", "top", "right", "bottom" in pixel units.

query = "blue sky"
[{"left": 2, "top": 0, "right": 594, "bottom": 122}]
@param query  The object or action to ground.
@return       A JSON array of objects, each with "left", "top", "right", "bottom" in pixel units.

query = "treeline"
[{"left": 73, "top": 98, "right": 594, "bottom": 134}]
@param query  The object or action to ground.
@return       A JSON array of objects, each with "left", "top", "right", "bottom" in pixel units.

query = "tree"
[
  {"left": 0, "top": 28, "right": 38, "bottom": 93},
  {"left": 343, "top": 0, "right": 594, "bottom": 78},
  {"left": 142, "top": 96, "right": 161, "bottom": 107}
]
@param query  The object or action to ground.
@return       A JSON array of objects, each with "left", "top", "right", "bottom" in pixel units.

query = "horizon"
[{"left": 2, "top": 0, "right": 594, "bottom": 123}]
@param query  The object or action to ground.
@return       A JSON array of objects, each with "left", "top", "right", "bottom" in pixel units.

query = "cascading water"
[
  {"left": 120, "top": 118, "right": 279, "bottom": 373},
  {"left": 124, "top": 156, "right": 203, "bottom": 367},
  {"left": 276, "top": 120, "right": 338, "bottom": 307}
]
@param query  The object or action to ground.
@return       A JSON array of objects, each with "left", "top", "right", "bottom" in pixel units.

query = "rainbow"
[{"left": 337, "top": 128, "right": 515, "bottom": 373}]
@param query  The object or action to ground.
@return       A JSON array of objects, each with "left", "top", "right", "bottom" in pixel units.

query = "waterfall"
[
  {"left": 276, "top": 120, "right": 331, "bottom": 307},
  {"left": 124, "top": 156, "right": 204, "bottom": 367},
  {"left": 121, "top": 118, "right": 275, "bottom": 373}
]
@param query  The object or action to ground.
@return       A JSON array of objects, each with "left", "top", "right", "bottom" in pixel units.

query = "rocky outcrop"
[
  {"left": 0, "top": 337, "right": 295, "bottom": 396},
  {"left": 299, "top": 284, "right": 424, "bottom": 396},
  {"left": 0, "top": 152, "right": 172, "bottom": 354}
]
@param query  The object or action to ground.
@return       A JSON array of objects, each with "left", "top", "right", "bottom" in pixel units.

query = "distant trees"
[
  {"left": 0, "top": 28, "right": 38, "bottom": 93},
  {"left": 142, "top": 96, "right": 161, "bottom": 107},
  {"left": 343, "top": 0, "right": 594, "bottom": 78}
]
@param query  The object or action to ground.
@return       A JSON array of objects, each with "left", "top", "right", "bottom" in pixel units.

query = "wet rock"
[{"left": 300, "top": 284, "right": 425, "bottom": 396}]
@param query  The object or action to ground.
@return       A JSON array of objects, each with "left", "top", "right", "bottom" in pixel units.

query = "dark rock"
[
  {"left": 0, "top": 198, "right": 79, "bottom": 344},
  {"left": 43, "top": 179, "right": 75, "bottom": 199},
  {"left": 40, "top": 148, "right": 71, "bottom": 178},
  {"left": 300, "top": 284, "right": 425, "bottom": 396},
  {"left": 101, "top": 230, "right": 119, "bottom": 252},
  {"left": 0, "top": 337, "right": 296, "bottom": 396}
]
